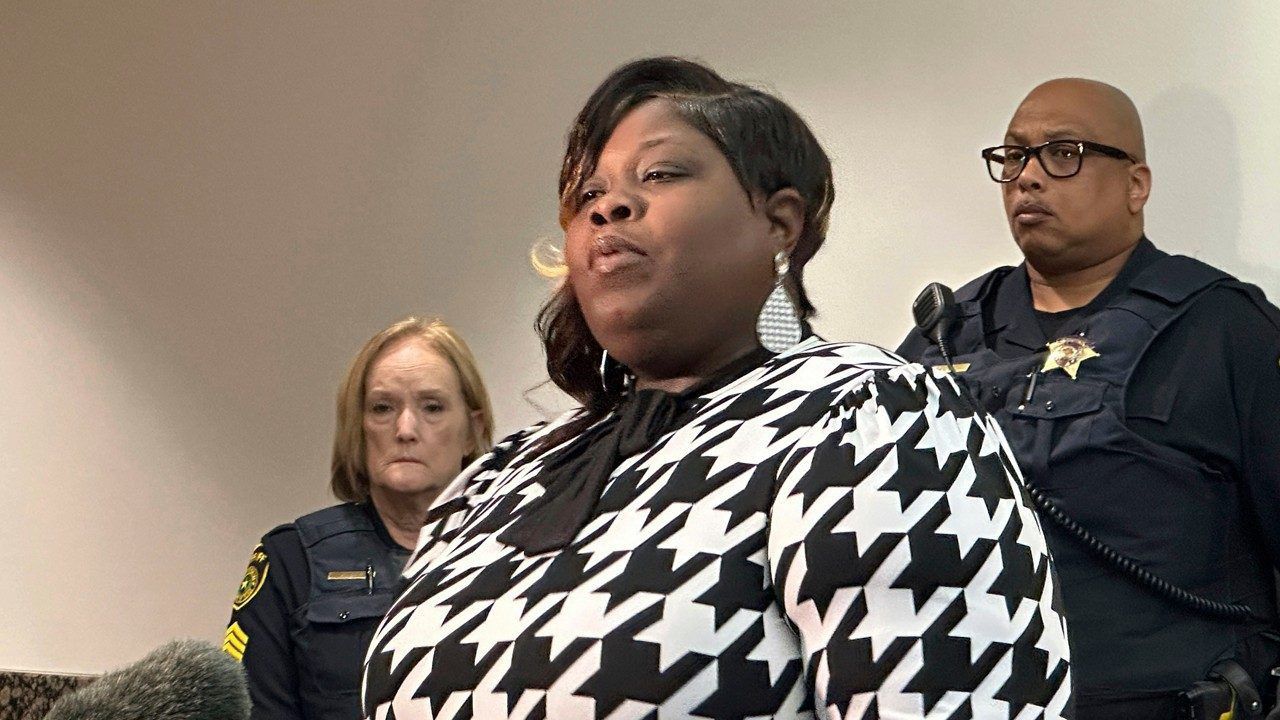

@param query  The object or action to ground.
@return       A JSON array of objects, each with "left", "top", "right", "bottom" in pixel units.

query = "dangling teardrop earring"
[{"left": 757, "top": 250, "right": 802, "bottom": 352}]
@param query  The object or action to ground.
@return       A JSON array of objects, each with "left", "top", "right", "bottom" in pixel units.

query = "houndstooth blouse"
[{"left": 362, "top": 339, "right": 1072, "bottom": 720}]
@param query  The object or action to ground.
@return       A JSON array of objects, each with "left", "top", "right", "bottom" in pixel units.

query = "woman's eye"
[
  {"left": 369, "top": 402, "right": 393, "bottom": 415},
  {"left": 643, "top": 169, "right": 680, "bottom": 182},
  {"left": 579, "top": 188, "right": 604, "bottom": 205},
  {"left": 423, "top": 402, "right": 444, "bottom": 414}
]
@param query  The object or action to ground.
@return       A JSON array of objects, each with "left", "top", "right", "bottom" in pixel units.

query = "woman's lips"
[{"left": 589, "top": 234, "right": 647, "bottom": 274}]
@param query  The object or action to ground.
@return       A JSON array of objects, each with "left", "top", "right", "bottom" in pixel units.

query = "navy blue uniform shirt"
[
  {"left": 225, "top": 503, "right": 410, "bottom": 720},
  {"left": 898, "top": 238, "right": 1280, "bottom": 718}
]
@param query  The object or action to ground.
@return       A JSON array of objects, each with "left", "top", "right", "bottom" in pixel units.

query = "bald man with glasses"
[{"left": 899, "top": 78, "right": 1280, "bottom": 719}]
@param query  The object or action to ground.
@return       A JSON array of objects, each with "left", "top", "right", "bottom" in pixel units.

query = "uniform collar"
[
  {"left": 994, "top": 236, "right": 1161, "bottom": 353},
  {"left": 359, "top": 501, "right": 412, "bottom": 554},
  {"left": 991, "top": 264, "right": 1046, "bottom": 352}
]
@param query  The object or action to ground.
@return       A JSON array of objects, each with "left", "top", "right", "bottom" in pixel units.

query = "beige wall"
[{"left": 2, "top": 1, "right": 1276, "bottom": 672}]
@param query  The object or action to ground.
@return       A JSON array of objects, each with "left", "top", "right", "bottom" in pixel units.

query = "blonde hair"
[{"left": 329, "top": 317, "right": 495, "bottom": 503}]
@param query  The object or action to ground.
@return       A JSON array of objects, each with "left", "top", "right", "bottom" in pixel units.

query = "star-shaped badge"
[{"left": 1041, "top": 336, "right": 1100, "bottom": 379}]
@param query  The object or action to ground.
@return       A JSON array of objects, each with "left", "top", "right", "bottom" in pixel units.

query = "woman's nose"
[
  {"left": 590, "top": 192, "right": 637, "bottom": 226},
  {"left": 395, "top": 409, "right": 418, "bottom": 441}
]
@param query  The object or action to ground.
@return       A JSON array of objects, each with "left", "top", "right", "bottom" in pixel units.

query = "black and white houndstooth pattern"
[{"left": 362, "top": 340, "right": 1072, "bottom": 719}]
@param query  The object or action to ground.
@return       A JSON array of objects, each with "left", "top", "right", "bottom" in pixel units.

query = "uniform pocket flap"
[
  {"left": 306, "top": 591, "right": 394, "bottom": 625},
  {"left": 1009, "top": 378, "right": 1105, "bottom": 420}
]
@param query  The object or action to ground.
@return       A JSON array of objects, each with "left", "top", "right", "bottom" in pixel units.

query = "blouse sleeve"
[{"left": 767, "top": 366, "right": 1072, "bottom": 719}]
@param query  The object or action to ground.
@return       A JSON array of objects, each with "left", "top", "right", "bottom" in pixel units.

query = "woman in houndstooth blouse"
[{"left": 362, "top": 57, "right": 1073, "bottom": 720}]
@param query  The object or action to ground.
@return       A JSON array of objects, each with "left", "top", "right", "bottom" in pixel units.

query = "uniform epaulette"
[
  {"left": 1129, "top": 253, "right": 1233, "bottom": 305},
  {"left": 294, "top": 503, "right": 372, "bottom": 547},
  {"left": 955, "top": 264, "right": 1015, "bottom": 304}
]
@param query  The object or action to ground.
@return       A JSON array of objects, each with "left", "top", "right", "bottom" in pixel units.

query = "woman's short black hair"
[{"left": 538, "top": 56, "right": 834, "bottom": 437}]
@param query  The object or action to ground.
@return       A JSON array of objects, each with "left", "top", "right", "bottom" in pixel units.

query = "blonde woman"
[{"left": 224, "top": 317, "right": 493, "bottom": 720}]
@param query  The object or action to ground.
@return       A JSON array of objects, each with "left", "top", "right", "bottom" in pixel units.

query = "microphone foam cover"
[{"left": 43, "top": 639, "right": 250, "bottom": 720}]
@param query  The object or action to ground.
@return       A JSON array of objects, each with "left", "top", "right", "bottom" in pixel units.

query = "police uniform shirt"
[
  {"left": 224, "top": 502, "right": 410, "bottom": 720},
  {"left": 962, "top": 238, "right": 1280, "bottom": 497},
  {"left": 903, "top": 238, "right": 1280, "bottom": 566},
  {"left": 898, "top": 237, "right": 1280, "bottom": 714}
]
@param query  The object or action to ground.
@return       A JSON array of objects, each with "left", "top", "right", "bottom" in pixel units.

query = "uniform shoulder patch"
[{"left": 232, "top": 543, "right": 269, "bottom": 611}]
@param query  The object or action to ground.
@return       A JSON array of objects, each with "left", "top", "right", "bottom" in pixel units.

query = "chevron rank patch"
[
  {"left": 232, "top": 544, "right": 269, "bottom": 611},
  {"left": 222, "top": 621, "right": 248, "bottom": 661}
]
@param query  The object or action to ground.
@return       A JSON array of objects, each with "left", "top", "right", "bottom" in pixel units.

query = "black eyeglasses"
[{"left": 981, "top": 139, "right": 1136, "bottom": 182}]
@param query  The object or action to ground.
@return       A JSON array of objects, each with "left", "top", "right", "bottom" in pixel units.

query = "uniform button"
[
  {"left": 338, "top": 611, "right": 349, "bottom": 620},
  {"left": 992, "top": 387, "right": 1002, "bottom": 397},
  {"left": 1045, "top": 401, "right": 1055, "bottom": 411}
]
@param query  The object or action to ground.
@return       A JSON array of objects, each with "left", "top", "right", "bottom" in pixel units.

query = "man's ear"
[
  {"left": 1127, "top": 162, "right": 1152, "bottom": 214},
  {"left": 763, "top": 187, "right": 805, "bottom": 256}
]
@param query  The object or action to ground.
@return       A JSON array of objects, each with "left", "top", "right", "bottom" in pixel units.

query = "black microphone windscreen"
[{"left": 43, "top": 639, "right": 250, "bottom": 720}]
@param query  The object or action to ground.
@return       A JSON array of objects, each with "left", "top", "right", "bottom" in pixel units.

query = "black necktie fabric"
[{"left": 499, "top": 346, "right": 774, "bottom": 555}]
